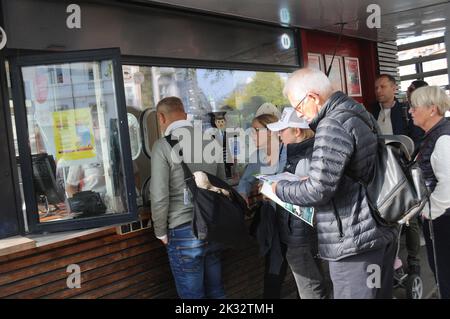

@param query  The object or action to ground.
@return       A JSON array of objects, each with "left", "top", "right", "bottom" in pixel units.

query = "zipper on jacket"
[{"left": 331, "top": 199, "right": 344, "bottom": 238}]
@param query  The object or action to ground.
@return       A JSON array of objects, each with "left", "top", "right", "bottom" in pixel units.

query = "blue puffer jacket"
[{"left": 275, "top": 91, "right": 396, "bottom": 261}]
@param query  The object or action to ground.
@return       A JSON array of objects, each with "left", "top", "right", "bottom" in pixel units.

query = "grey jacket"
[
  {"left": 275, "top": 92, "right": 396, "bottom": 261},
  {"left": 150, "top": 123, "right": 225, "bottom": 238}
]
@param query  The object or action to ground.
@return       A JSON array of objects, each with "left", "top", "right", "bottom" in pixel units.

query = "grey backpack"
[{"left": 339, "top": 109, "right": 428, "bottom": 226}]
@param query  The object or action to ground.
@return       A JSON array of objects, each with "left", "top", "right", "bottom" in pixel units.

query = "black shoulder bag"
[{"left": 164, "top": 135, "right": 250, "bottom": 248}]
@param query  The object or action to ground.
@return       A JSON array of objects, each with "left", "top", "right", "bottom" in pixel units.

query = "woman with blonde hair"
[
  {"left": 410, "top": 85, "right": 450, "bottom": 298},
  {"left": 237, "top": 112, "right": 287, "bottom": 298},
  {"left": 237, "top": 113, "right": 281, "bottom": 201}
]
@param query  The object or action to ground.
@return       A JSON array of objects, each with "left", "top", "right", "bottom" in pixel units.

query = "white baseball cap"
[
  {"left": 266, "top": 107, "right": 310, "bottom": 131},
  {"left": 255, "top": 102, "right": 282, "bottom": 119}
]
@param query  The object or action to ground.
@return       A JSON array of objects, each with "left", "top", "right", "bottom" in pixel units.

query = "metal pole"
[{"left": 427, "top": 199, "right": 441, "bottom": 299}]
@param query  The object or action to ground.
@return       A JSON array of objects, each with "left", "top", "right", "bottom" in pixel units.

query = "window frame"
[
  {"left": 0, "top": 56, "right": 24, "bottom": 239},
  {"left": 9, "top": 48, "right": 138, "bottom": 234},
  {"left": 398, "top": 36, "right": 448, "bottom": 86}
]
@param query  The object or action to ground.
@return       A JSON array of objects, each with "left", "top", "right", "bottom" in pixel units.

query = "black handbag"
[
  {"left": 68, "top": 190, "right": 107, "bottom": 217},
  {"left": 165, "top": 136, "right": 250, "bottom": 248}
]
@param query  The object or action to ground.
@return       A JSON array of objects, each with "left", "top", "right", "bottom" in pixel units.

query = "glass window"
[
  {"left": 400, "top": 79, "right": 414, "bottom": 94},
  {"left": 424, "top": 74, "right": 449, "bottom": 87},
  {"left": 123, "top": 65, "right": 291, "bottom": 179},
  {"left": 422, "top": 58, "right": 448, "bottom": 72},
  {"left": 11, "top": 50, "right": 136, "bottom": 231},
  {"left": 124, "top": 65, "right": 290, "bottom": 126},
  {"left": 398, "top": 42, "right": 446, "bottom": 61},
  {"left": 21, "top": 61, "right": 128, "bottom": 223},
  {"left": 398, "top": 64, "right": 416, "bottom": 77}
]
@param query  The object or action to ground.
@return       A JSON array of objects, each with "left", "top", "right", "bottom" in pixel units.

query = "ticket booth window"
[{"left": 10, "top": 48, "right": 137, "bottom": 233}]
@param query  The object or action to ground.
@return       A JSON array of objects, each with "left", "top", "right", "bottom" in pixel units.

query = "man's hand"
[{"left": 157, "top": 234, "right": 168, "bottom": 245}]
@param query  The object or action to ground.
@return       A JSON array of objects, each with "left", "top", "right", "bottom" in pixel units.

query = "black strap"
[
  {"left": 410, "top": 136, "right": 424, "bottom": 162},
  {"left": 164, "top": 135, "right": 194, "bottom": 182}
]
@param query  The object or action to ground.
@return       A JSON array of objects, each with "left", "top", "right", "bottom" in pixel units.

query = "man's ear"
[
  {"left": 158, "top": 112, "right": 165, "bottom": 124},
  {"left": 431, "top": 105, "right": 439, "bottom": 116},
  {"left": 308, "top": 92, "right": 321, "bottom": 105}
]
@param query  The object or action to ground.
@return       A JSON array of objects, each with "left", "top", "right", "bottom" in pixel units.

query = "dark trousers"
[
  {"left": 328, "top": 239, "right": 397, "bottom": 299},
  {"left": 286, "top": 242, "right": 330, "bottom": 299},
  {"left": 423, "top": 215, "right": 450, "bottom": 299},
  {"left": 405, "top": 216, "right": 421, "bottom": 266},
  {"left": 263, "top": 244, "right": 288, "bottom": 299}
]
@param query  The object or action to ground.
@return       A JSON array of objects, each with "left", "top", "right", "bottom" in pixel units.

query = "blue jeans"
[{"left": 166, "top": 223, "right": 226, "bottom": 299}]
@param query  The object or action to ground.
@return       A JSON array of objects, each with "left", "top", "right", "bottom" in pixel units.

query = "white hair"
[
  {"left": 411, "top": 86, "right": 450, "bottom": 116},
  {"left": 283, "top": 68, "right": 334, "bottom": 101}
]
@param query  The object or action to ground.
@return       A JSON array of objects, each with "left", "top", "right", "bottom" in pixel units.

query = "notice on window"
[{"left": 53, "top": 108, "right": 97, "bottom": 163}]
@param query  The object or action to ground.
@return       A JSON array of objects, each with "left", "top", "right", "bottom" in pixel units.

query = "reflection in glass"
[
  {"left": 124, "top": 66, "right": 290, "bottom": 127},
  {"left": 123, "top": 65, "right": 291, "bottom": 178},
  {"left": 21, "top": 60, "right": 128, "bottom": 223},
  {"left": 127, "top": 113, "right": 141, "bottom": 160}
]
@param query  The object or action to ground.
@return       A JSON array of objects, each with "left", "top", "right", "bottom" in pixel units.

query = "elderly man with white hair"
[{"left": 271, "top": 68, "right": 397, "bottom": 299}]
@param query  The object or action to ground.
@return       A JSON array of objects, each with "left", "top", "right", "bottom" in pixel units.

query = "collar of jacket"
[
  {"left": 164, "top": 119, "right": 193, "bottom": 136},
  {"left": 372, "top": 98, "right": 402, "bottom": 119},
  {"left": 286, "top": 138, "right": 314, "bottom": 159},
  {"left": 423, "top": 117, "right": 450, "bottom": 139},
  {"left": 309, "top": 91, "right": 349, "bottom": 131},
  {"left": 378, "top": 99, "right": 398, "bottom": 111}
]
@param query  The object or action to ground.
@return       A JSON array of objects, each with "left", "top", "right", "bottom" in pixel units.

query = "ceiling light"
[
  {"left": 397, "top": 31, "right": 415, "bottom": 37},
  {"left": 280, "top": 33, "right": 291, "bottom": 49},
  {"left": 279, "top": 8, "right": 290, "bottom": 25},
  {"left": 396, "top": 22, "right": 415, "bottom": 29},
  {"left": 422, "top": 27, "right": 446, "bottom": 33},
  {"left": 422, "top": 18, "right": 446, "bottom": 24}
]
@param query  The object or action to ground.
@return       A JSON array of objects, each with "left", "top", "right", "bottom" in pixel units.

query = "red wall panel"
[{"left": 300, "top": 29, "right": 378, "bottom": 110}]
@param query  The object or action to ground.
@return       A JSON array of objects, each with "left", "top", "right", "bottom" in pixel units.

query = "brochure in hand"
[{"left": 255, "top": 172, "right": 314, "bottom": 227}]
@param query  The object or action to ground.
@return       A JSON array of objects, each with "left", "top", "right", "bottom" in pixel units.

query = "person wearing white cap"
[
  {"left": 267, "top": 107, "right": 330, "bottom": 299},
  {"left": 255, "top": 102, "right": 282, "bottom": 119}
]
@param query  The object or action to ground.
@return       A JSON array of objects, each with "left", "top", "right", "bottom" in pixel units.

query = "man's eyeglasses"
[{"left": 294, "top": 94, "right": 308, "bottom": 114}]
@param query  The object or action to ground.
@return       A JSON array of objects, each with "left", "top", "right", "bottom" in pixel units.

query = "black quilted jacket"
[
  {"left": 275, "top": 91, "right": 396, "bottom": 261},
  {"left": 277, "top": 138, "right": 317, "bottom": 247}
]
